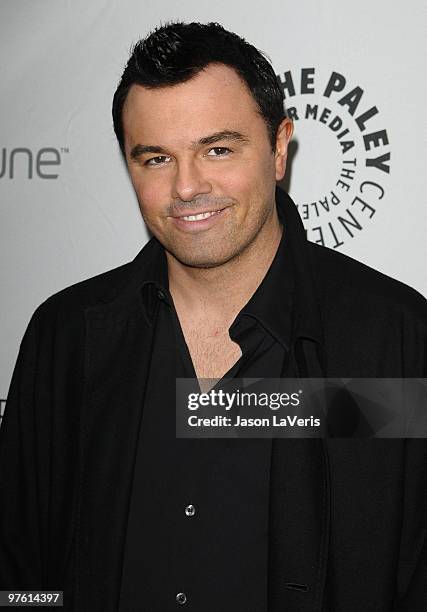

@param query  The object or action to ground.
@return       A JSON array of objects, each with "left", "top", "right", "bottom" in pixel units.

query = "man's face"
[{"left": 122, "top": 63, "right": 291, "bottom": 268}]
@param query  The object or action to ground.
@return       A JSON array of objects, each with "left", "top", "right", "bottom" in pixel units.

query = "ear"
[{"left": 274, "top": 117, "right": 294, "bottom": 181}]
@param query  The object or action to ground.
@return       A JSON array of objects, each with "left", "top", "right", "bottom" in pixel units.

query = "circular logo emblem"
[{"left": 277, "top": 67, "right": 390, "bottom": 248}]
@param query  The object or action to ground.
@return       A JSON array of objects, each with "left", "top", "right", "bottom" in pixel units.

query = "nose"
[{"left": 172, "top": 158, "right": 212, "bottom": 202}]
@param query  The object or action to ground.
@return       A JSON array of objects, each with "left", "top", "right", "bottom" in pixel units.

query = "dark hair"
[{"left": 112, "top": 21, "right": 286, "bottom": 156}]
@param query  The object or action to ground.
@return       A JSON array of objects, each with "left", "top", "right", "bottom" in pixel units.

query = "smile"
[
  {"left": 181, "top": 210, "right": 222, "bottom": 221},
  {"left": 170, "top": 207, "right": 230, "bottom": 233}
]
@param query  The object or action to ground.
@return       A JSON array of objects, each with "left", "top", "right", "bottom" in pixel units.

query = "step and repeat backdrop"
[{"left": 1, "top": 0, "right": 426, "bottom": 419}]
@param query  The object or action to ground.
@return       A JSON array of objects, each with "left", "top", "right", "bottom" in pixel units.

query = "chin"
[{"left": 168, "top": 246, "right": 239, "bottom": 269}]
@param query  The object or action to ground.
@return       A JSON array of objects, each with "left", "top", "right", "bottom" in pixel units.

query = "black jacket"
[{"left": 1, "top": 187, "right": 426, "bottom": 611}]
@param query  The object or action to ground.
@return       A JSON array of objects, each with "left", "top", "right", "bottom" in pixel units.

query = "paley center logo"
[
  {"left": 0, "top": 146, "right": 69, "bottom": 180},
  {"left": 277, "top": 68, "right": 390, "bottom": 248}
]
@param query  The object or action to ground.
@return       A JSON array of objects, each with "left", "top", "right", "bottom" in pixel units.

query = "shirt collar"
[{"left": 228, "top": 221, "right": 293, "bottom": 350}]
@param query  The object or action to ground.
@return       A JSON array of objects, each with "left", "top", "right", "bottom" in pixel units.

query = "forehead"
[{"left": 122, "top": 63, "right": 264, "bottom": 145}]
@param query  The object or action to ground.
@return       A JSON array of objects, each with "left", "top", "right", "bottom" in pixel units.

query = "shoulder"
[
  {"left": 307, "top": 242, "right": 427, "bottom": 323},
  {"left": 27, "top": 261, "right": 133, "bottom": 337},
  {"left": 29, "top": 238, "right": 161, "bottom": 330}
]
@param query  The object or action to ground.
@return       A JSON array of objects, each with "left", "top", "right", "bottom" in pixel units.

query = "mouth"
[
  {"left": 170, "top": 207, "right": 230, "bottom": 232},
  {"left": 178, "top": 209, "right": 223, "bottom": 222}
]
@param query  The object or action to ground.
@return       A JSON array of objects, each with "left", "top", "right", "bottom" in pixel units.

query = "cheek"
[
  {"left": 218, "top": 160, "right": 273, "bottom": 211},
  {"left": 219, "top": 154, "right": 273, "bottom": 191},
  {"left": 213, "top": 162, "right": 258, "bottom": 197},
  {"left": 130, "top": 173, "right": 167, "bottom": 222},
  {"left": 138, "top": 198, "right": 165, "bottom": 228}
]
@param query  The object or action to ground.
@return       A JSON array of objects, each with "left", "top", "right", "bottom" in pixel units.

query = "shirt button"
[
  {"left": 157, "top": 289, "right": 166, "bottom": 300},
  {"left": 185, "top": 504, "right": 196, "bottom": 517},
  {"left": 176, "top": 592, "right": 187, "bottom": 605}
]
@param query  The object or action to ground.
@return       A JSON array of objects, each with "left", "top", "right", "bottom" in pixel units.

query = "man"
[{"left": 0, "top": 21, "right": 426, "bottom": 612}]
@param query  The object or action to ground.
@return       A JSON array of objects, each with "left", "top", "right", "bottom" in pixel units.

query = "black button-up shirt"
[{"left": 119, "top": 211, "right": 297, "bottom": 610}]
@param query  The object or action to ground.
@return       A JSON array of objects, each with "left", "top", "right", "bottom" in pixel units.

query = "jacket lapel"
[
  {"left": 276, "top": 187, "right": 331, "bottom": 610},
  {"left": 76, "top": 240, "right": 162, "bottom": 611}
]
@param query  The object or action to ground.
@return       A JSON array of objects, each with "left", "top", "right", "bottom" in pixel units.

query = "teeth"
[{"left": 182, "top": 210, "right": 221, "bottom": 221}]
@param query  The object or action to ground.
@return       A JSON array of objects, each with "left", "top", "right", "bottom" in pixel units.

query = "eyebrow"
[{"left": 129, "top": 130, "right": 250, "bottom": 161}]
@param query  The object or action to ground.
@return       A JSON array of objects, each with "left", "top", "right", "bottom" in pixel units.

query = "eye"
[
  {"left": 145, "top": 155, "right": 171, "bottom": 166},
  {"left": 206, "top": 147, "right": 232, "bottom": 157}
]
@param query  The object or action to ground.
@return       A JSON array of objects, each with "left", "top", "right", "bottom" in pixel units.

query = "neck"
[{"left": 167, "top": 205, "right": 283, "bottom": 321}]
